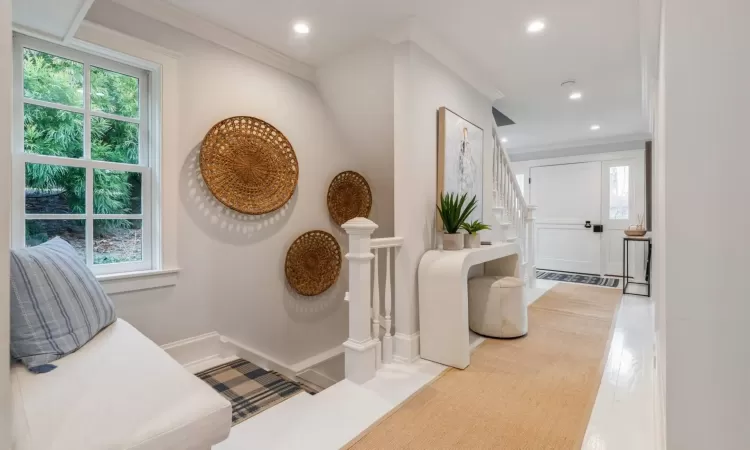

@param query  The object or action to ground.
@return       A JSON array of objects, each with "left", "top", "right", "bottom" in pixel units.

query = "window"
[
  {"left": 13, "top": 36, "right": 155, "bottom": 275},
  {"left": 609, "top": 166, "right": 630, "bottom": 220},
  {"left": 516, "top": 174, "right": 525, "bottom": 197}
]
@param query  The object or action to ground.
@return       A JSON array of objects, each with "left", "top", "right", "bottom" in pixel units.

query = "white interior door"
[
  {"left": 530, "top": 162, "right": 602, "bottom": 275},
  {"left": 601, "top": 158, "right": 646, "bottom": 277}
]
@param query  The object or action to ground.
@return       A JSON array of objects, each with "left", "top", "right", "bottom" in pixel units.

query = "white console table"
[{"left": 418, "top": 243, "right": 521, "bottom": 369}]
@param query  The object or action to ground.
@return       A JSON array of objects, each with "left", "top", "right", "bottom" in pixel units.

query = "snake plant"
[{"left": 437, "top": 192, "right": 478, "bottom": 234}]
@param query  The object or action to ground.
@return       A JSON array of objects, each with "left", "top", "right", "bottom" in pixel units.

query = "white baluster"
[
  {"left": 372, "top": 249, "right": 382, "bottom": 369},
  {"left": 382, "top": 247, "right": 393, "bottom": 363},
  {"left": 342, "top": 218, "right": 379, "bottom": 384},
  {"left": 526, "top": 206, "right": 538, "bottom": 288}
]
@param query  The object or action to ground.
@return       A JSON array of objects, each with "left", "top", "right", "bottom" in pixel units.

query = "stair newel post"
[
  {"left": 526, "top": 206, "right": 538, "bottom": 288},
  {"left": 382, "top": 247, "right": 394, "bottom": 363},
  {"left": 342, "top": 218, "right": 379, "bottom": 384}
]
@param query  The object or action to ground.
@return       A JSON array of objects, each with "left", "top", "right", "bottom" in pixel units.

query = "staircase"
[{"left": 491, "top": 125, "right": 537, "bottom": 288}]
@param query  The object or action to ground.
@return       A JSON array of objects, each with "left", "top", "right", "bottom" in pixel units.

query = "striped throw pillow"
[{"left": 10, "top": 237, "right": 117, "bottom": 372}]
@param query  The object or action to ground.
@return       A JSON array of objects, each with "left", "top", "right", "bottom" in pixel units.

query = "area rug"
[
  {"left": 345, "top": 283, "right": 622, "bottom": 450},
  {"left": 537, "top": 269, "right": 620, "bottom": 288},
  {"left": 196, "top": 358, "right": 304, "bottom": 426}
]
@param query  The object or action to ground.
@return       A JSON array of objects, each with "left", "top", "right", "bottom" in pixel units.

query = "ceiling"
[
  {"left": 13, "top": 0, "right": 94, "bottom": 41},
  {"left": 155, "top": 0, "right": 652, "bottom": 152}
]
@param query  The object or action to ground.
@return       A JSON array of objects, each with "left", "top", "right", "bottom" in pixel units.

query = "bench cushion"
[
  {"left": 12, "top": 319, "right": 231, "bottom": 450},
  {"left": 10, "top": 238, "right": 116, "bottom": 371}
]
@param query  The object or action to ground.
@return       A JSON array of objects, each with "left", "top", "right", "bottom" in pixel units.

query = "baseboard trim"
[
  {"left": 393, "top": 332, "right": 420, "bottom": 363},
  {"left": 161, "top": 331, "right": 224, "bottom": 367},
  {"left": 654, "top": 342, "right": 666, "bottom": 450},
  {"left": 219, "top": 336, "right": 298, "bottom": 379},
  {"left": 289, "top": 345, "right": 344, "bottom": 373},
  {"left": 220, "top": 336, "right": 344, "bottom": 380},
  {"left": 163, "top": 331, "right": 345, "bottom": 382}
]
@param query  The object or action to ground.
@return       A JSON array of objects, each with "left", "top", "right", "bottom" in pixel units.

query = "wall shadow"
[{"left": 179, "top": 144, "right": 296, "bottom": 245}]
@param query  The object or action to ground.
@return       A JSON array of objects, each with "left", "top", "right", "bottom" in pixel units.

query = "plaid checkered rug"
[{"left": 196, "top": 358, "right": 304, "bottom": 426}]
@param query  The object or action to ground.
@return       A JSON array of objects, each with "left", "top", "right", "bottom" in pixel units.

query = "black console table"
[{"left": 623, "top": 236, "right": 652, "bottom": 297}]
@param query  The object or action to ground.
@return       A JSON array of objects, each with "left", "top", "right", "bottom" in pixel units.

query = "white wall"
[
  {"left": 658, "top": 0, "right": 750, "bottom": 448},
  {"left": 84, "top": 1, "right": 356, "bottom": 367},
  {"left": 316, "top": 39, "right": 395, "bottom": 239},
  {"left": 1, "top": 0, "right": 12, "bottom": 446},
  {"left": 393, "top": 42, "right": 494, "bottom": 359},
  {"left": 653, "top": 2, "right": 667, "bottom": 446}
]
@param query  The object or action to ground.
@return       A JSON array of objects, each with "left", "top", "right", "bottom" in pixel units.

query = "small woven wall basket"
[
  {"left": 200, "top": 116, "right": 299, "bottom": 215},
  {"left": 285, "top": 230, "right": 342, "bottom": 296},
  {"left": 327, "top": 171, "right": 372, "bottom": 226}
]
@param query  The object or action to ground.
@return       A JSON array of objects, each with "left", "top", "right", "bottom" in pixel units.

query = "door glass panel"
[{"left": 609, "top": 166, "right": 629, "bottom": 219}]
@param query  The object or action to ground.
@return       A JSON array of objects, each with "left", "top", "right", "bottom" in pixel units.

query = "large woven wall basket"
[
  {"left": 327, "top": 171, "right": 372, "bottom": 226},
  {"left": 200, "top": 116, "right": 299, "bottom": 215},
  {"left": 285, "top": 230, "right": 342, "bottom": 296}
]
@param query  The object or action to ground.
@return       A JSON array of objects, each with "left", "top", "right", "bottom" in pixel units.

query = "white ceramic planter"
[
  {"left": 465, "top": 233, "right": 481, "bottom": 249},
  {"left": 443, "top": 233, "right": 464, "bottom": 250}
]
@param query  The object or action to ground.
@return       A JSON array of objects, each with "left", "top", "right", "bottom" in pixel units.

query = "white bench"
[{"left": 11, "top": 319, "right": 232, "bottom": 450}]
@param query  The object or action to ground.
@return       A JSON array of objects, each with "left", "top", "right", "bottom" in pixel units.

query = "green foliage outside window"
[{"left": 23, "top": 49, "right": 142, "bottom": 237}]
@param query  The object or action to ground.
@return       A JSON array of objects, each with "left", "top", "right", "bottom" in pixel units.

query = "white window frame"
[{"left": 12, "top": 34, "right": 159, "bottom": 276}]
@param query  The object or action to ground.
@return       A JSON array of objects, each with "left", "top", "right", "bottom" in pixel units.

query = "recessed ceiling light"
[
  {"left": 569, "top": 91, "right": 583, "bottom": 100},
  {"left": 501, "top": 137, "right": 509, "bottom": 144},
  {"left": 527, "top": 20, "right": 546, "bottom": 34},
  {"left": 590, "top": 124, "right": 601, "bottom": 131},
  {"left": 293, "top": 22, "right": 310, "bottom": 35}
]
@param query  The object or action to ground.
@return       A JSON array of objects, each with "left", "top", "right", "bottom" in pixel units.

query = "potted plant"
[
  {"left": 437, "top": 192, "right": 477, "bottom": 250},
  {"left": 461, "top": 220, "right": 491, "bottom": 249}
]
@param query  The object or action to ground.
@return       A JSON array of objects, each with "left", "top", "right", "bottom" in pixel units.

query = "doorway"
[{"left": 529, "top": 156, "right": 644, "bottom": 277}]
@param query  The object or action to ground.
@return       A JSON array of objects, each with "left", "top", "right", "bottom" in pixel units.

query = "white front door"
[{"left": 530, "top": 162, "right": 602, "bottom": 274}]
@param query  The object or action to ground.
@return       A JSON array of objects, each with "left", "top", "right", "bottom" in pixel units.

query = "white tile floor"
[{"left": 215, "top": 279, "right": 656, "bottom": 450}]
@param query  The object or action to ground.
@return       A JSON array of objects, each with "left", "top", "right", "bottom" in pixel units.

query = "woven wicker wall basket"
[
  {"left": 200, "top": 116, "right": 299, "bottom": 215},
  {"left": 327, "top": 171, "right": 372, "bottom": 226},
  {"left": 285, "top": 230, "right": 342, "bottom": 296}
]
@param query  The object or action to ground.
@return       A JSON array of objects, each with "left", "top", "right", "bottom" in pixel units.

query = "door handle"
[
  {"left": 585, "top": 221, "right": 592, "bottom": 228},
  {"left": 593, "top": 225, "right": 603, "bottom": 233}
]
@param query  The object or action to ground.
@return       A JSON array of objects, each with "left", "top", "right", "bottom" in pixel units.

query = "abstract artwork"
[{"left": 437, "top": 107, "right": 484, "bottom": 225}]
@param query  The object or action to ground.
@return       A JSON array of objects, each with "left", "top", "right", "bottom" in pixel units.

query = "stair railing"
[
  {"left": 341, "top": 218, "right": 404, "bottom": 384},
  {"left": 492, "top": 127, "right": 537, "bottom": 287}
]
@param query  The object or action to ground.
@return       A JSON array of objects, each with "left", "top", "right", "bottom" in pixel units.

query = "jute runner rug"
[{"left": 345, "top": 283, "right": 622, "bottom": 450}]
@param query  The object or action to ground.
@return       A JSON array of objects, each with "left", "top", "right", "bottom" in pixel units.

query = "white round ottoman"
[{"left": 468, "top": 276, "right": 527, "bottom": 338}]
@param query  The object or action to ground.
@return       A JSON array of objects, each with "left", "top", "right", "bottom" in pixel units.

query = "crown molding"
[
  {"left": 12, "top": 23, "right": 63, "bottom": 44},
  {"left": 73, "top": 20, "right": 184, "bottom": 63},
  {"left": 507, "top": 133, "right": 652, "bottom": 161},
  {"left": 111, "top": 0, "right": 316, "bottom": 81},
  {"left": 379, "top": 18, "right": 504, "bottom": 103}
]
